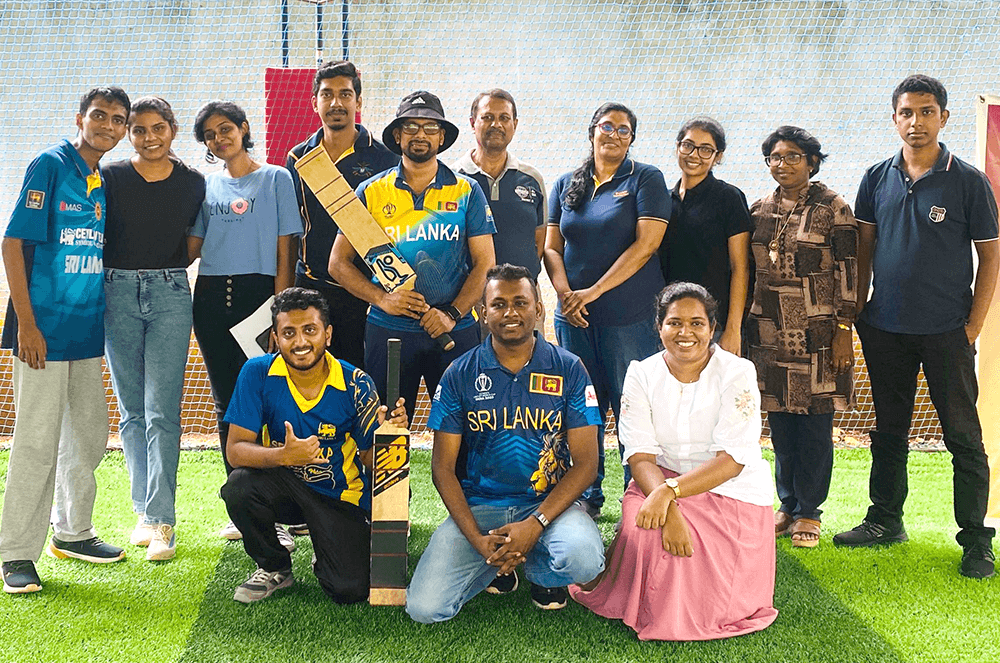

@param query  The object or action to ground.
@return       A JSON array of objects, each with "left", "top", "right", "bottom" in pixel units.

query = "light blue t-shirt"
[{"left": 191, "top": 163, "right": 302, "bottom": 276}]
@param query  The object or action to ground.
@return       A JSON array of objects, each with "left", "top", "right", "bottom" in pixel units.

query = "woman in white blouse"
[{"left": 570, "top": 282, "right": 777, "bottom": 641}]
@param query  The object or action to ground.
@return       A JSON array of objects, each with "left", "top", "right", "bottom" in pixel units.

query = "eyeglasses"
[
  {"left": 596, "top": 122, "right": 633, "bottom": 140},
  {"left": 677, "top": 140, "right": 718, "bottom": 159},
  {"left": 400, "top": 122, "right": 442, "bottom": 135},
  {"left": 765, "top": 153, "right": 805, "bottom": 167}
]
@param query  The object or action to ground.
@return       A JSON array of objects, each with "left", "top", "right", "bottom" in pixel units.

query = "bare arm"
[
  {"left": 967, "top": 239, "right": 1000, "bottom": 343},
  {"left": 629, "top": 450, "right": 744, "bottom": 528},
  {"left": 542, "top": 224, "right": 587, "bottom": 327},
  {"left": 226, "top": 421, "right": 329, "bottom": 469},
  {"left": 719, "top": 231, "right": 750, "bottom": 356},
  {"left": 187, "top": 236, "right": 203, "bottom": 265},
  {"left": 856, "top": 221, "right": 876, "bottom": 316},
  {"left": 534, "top": 225, "right": 545, "bottom": 263},
  {"left": 421, "top": 234, "right": 496, "bottom": 339},
  {"left": 275, "top": 235, "right": 296, "bottom": 294},
  {"left": 1, "top": 237, "right": 45, "bottom": 369}
]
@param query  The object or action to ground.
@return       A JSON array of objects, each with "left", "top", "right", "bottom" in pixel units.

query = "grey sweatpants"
[{"left": 0, "top": 357, "right": 110, "bottom": 563}]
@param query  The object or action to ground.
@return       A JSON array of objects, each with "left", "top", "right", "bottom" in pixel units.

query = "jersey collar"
[
  {"left": 304, "top": 124, "right": 374, "bottom": 162},
  {"left": 480, "top": 331, "right": 555, "bottom": 373},
  {"left": 454, "top": 149, "right": 520, "bottom": 176},
  {"left": 391, "top": 160, "right": 458, "bottom": 192},
  {"left": 890, "top": 142, "right": 953, "bottom": 173},
  {"left": 268, "top": 352, "right": 347, "bottom": 411}
]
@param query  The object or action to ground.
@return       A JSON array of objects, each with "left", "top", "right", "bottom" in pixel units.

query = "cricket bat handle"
[
  {"left": 386, "top": 338, "right": 401, "bottom": 407},
  {"left": 437, "top": 332, "right": 455, "bottom": 352}
]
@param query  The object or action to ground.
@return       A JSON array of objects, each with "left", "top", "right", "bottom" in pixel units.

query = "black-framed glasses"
[
  {"left": 400, "top": 122, "right": 442, "bottom": 135},
  {"left": 765, "top": 153, "right": 805, "bottom": 167},
  {"left": 677, "top": 140, "right": 718, "bottom": 159},
  {"left": 597, "top": 122, "right": 633, "bottom": 139}
]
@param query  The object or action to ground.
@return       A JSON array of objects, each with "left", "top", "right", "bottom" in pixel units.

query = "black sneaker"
[
  {"left": 485, "top": 570, "right": 518, "bottom": 595},
  {"left": 47, "top": 536, "right": 125, "bottom": 563},
  {"left": 832, "top": 520, "right": 908, "bottom": 548},
  {"left": 529, "top": 582, "right": 567, "bottom": 610},
  {"left": 233, "top": 567, "right": 294, "bottom": 603},
  {"left": 2, "top": 560, "right": 42, "bottom": 594},
  {"left": 960, "top": 543, "right": 995, "bottom": 579}
]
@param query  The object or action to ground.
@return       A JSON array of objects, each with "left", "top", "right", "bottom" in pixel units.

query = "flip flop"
[
  {"left": 775, "top": 511, "right": 794, "bottom": 537},
  {"left": 790, "top": 518, "right": 821, "bottom": 548}
]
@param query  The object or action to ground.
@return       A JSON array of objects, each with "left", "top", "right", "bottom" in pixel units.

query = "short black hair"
[
  {"left": 761, "top": 125, "right": 828, "bottom": 177},
  {"left": 655, "top": 282, "right": 718, "bottom": 329},
  {"left": 79, "top": 86, "right": 131, "bottom": 117},
  {"left": 470, "top": 89, "right": 517, "bottom": 120},
  {"left": 271, "top": 287, "right": 330, "bottom": 329},
  {"left": 485, "top": 263, "right": 537, "bottom": 300},
  {"left": 193, "top": 101, "right": 254, "bottom": 162},
  {"left": 676, "top": 116, "right": 726, "bottom": 153},
  {"left": 892, "top": 74, "right": 948, "bottom": 112},
  {"left": 314, "top": 60, "right": 362, "bottom": 97}
]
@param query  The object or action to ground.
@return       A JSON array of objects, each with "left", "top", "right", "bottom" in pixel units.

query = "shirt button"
[
  {"left": 226, "top": 278, "right": 233, "bottom": 285},
  {"left": 908, "top": 189, "right": 913, "bottom": 194},
  {"left": 227, "top": 287, "right": 233, "bottom": 292}
]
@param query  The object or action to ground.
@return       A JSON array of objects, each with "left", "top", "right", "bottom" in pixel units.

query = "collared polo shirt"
[
  {"left": 2, "top": 139, "right": 107, "bottom": 360},
  {"left": 454, "top": 149, "right": 546, "bottom": 278},
  {"left": 224, "top": 352, "right": 381, "bottom": 510},
  {"left": 428, "top": 333, "right": 602, "bottom": 506},
  {"left": 661, "top": 171, "right": 752, "bottom": 330},
  {"left": 855, "top": 143, "right": 999, "bottom": 335},
  {"left": 354, "top": 161, "right": 496, "bottom": 333},
  {"left": 287, "top": 125, "right": 399, "bottom": 286},
  {"left": 548, "top": 159, "right": 670, "bottom": 326}
]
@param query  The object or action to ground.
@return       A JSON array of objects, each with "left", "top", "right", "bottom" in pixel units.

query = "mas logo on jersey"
[
  {"left": 25, "top": 190, "right": 45, "bottom": 209},
  {"left": 929, "top": 206, "right": 946, "bottom": 223},
  {"left": 59, "top": 201, "right": 83, "bottom": 212},
  {"left": 585, "top": 385, "right": 598, "bottom": 407},
  {"left": 529, "top": 373, "right": 563, "bottom": 396}
]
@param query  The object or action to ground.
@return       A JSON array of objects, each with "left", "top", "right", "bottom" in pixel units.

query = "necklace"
[{"left": 769, "top": 194, "right": 802, "bottom": 264}]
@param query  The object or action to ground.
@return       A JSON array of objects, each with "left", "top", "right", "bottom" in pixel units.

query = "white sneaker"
[
  {"left": 233, "top": 567, "right": 293, "bottom": 604},
  {"left": 219, "top": 520, "right": 242, "bottom": 540},
  {"left": 275, "top": 524, "right": 295, "bottom": 552},
  {"left": 130, "top": 516, "right": 153, "bottom": 547},
  {"left": 146, "top": 524, "right": 176, "bottom": 561}
]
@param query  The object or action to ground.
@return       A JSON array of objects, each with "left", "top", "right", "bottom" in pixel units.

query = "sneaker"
[
  {"left": 2, "top": 560, "right": 42, "bottom": 594},
  {"left": 529, "top": 582, "right": 568, "bottom": 610},
  {"left": 485, "top": 570, "right": 518, "bottom": 595},
  {"left": 960, "top": 543, "right": 996, "bottom": 579},
  {"left": 219, "top": 520, "right": 242, "bottom": 541},
  {"left": 130, "top": 516, "right": 153, "bottom": 547},
  {"left": 286, "top": 523, "right": 310, "bottom": 537},
  {"left": 275, "top": 524, "right": 295, "bottom": 553},
  {"left": 47, "top": 536, "right": 125, "bottom": 563},
  {"left": 146, "top": 524, "right": 176, "bottom": 562},
  {"left": 233, "top": 567, "right": 293, "bottom": 603},
  {"left": 832, "top": 520, "right": 908, "bottom": 548}
]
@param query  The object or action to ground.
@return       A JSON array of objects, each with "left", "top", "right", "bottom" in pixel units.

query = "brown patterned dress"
[{"left": 746, "top": 181, "right": 858, "bottom": 414}]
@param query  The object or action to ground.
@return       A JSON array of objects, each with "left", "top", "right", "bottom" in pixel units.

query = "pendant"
[{"left": 769, "top": 249, "right": 778, "bottom": 264}]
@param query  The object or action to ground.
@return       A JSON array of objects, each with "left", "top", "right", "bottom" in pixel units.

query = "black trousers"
[
  {"left": 769, "top": 411, "right": 834, "bottom": 522},
  {"left": 294, "top": 275, "right": 368, "bottom": 371},
  {"left": 365, "top": 321, "right": 481, "bottom": 424},
  {"left": 857, "top": 319, "right": 995, "bottom": 547},
  {"left": 192, "top": 274, "right": 274, "bottom": 475},
  {"left": 221, "top": 467, "right": 371, "bottom": 604}
]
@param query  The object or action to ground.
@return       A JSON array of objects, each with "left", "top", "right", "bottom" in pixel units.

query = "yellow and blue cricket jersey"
[
  {"left": 224, "top": 352, "right": 381, "bottom": 511},
  {"left": 354, "top": 161, "right": 496, "bottom": 333}
]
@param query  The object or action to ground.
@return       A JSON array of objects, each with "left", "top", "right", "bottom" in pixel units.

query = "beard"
[{"left": 402, "top": 142, "right": 438, "bottom": 163}]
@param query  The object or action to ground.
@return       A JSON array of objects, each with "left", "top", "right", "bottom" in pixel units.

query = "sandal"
[
  {"left": 775, "top": 511, "right": 794, "bottom": 537},
  {"left": 790, "top": 518, "right": 821, "bottom": 548}
]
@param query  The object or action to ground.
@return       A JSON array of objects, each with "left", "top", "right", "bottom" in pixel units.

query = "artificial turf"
[{"left": 0, "top": 448, "right": 997, "bottom": 663}]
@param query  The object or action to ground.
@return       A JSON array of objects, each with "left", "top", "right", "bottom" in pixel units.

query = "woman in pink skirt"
[{"left": 570, "top": 282, "right": 777, "bottom": 640}]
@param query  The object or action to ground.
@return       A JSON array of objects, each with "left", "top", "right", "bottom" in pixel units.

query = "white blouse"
[{"left": 618, "top": 348, "right": 775, "bottom": 507}]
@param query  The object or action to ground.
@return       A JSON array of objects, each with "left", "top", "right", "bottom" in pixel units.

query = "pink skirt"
[{"left": 570, "top": 469, "right": 778, "bottom": 641}]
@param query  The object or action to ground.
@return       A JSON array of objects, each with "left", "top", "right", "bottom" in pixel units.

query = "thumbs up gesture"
[{"left": 279, "top": 421, "right": 329, "bottom": 466}]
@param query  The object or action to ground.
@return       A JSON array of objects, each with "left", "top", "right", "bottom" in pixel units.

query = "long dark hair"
[{"left": 563, "top": 102, "right": 637, "bottom": 211}]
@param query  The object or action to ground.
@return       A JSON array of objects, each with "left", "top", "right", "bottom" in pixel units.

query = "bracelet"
[{"left": 531, "top": 509, "right": 550, "bottom": 528}]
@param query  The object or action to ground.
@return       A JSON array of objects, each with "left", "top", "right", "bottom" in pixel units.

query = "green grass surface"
[{"left": 0, "top": 448, "right": 997, "bottom": 663}]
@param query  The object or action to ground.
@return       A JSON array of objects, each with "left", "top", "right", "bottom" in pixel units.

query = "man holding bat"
[
  {"left": 406, "top": 264, "right": 605, "bottom": 622},
  {"left": 329, "top": 90, "right": 496, "bottom": 421},
  {"left": 220, "top": 288, "right": 407, "bottom": 604}
]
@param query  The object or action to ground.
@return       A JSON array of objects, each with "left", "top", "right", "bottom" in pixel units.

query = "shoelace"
[
  {"left": 151, "top": 525, "right": 173, "bottom": 544},
  {"left": 964, "top": 544, "right": 995, "bottom": 561},
  {"left": 858, "top": 521, "right": 887, "bottom": 537},
  {"left": 247, "top": 568, "right": 277, "bottom": 586}
]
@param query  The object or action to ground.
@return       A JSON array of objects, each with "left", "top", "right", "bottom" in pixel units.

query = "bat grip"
[
  {"left": 437, "top": 332, "right": 455, "bottom": 352},
  {"left": 386, "top": 338, "right": 401, "bottom": 409}
]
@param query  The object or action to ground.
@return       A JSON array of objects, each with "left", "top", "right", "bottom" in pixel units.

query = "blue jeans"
[
  {"left": 405, "top": 502, "right": 604, "bottom": 623},
  {"left": 105, "top": 269, "right": 192, "bottom": 526},
  {"left": 554, "top": 315, "right": 661, "bottom": 507}
]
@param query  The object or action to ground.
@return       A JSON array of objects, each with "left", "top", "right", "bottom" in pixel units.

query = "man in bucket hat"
[{"left": 329, "top": 91, "right": 496, "bottom": 422}]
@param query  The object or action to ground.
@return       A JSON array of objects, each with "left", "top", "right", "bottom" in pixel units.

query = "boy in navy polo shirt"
[
  {"left": 406, "top": 264, "right": 605, "bottom": 621},
  {"left": 833, "top": 75, "right": 999, "bottom": 580},
  {"left": 1, "top": 87, "right": 131, "bottom": 594}
]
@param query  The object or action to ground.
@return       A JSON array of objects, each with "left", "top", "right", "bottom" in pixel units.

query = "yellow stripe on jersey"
[
  {"left": 268, "top": 352, "right": 347, "bottom": 412},
  {"left": 339, "top": 432, "right": 364, "bottom": 506}
]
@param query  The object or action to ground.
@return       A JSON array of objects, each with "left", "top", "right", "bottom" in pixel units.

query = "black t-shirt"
[
  {"left": 660, "top": 171, "right": 751, "bottom": 329},
  {"left": 102, "top": 159, "right": 206, "bottom": 269}
]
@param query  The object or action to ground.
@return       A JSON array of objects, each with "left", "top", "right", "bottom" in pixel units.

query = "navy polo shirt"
[
  {"left": 549, "top": 159, "right": 670, "bottom": 326},
  {"left": 286, "top": 125, "right": 399, "bottom": 286},
  {"left": 661, "top": 171, "right": 751, "bottom": 330},
  {"left": 856, "top": 144, "right": 999, "bottom": 335},
  {"left": 454, "top": 150, "right": 546, "bottom": 279},
  {"left": 428, "top": 333, "right": 602, "bottom": 507}
]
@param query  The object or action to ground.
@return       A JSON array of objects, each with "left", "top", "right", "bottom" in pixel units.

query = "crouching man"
[
  {"left": 406, "top": 264, "right": 604, "bottom": 621},
  {"left": 221, "top": 287, "right": 406, "bottom": 604}
]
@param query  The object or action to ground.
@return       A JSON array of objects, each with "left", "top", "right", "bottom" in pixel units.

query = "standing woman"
[
  {"left": 660, "top": 117, "right": 751, "bottom": 356},
  {"left": 189, "top": 101, "right": 301, "bottom": 539},
  {"left": 746, "top": 126, "right": 858, "bottom": 547},
  {"left": 544, "top": 103, "right": 670, "bottom": 515},
  {"left": 103, "top": 97, "right": 205, "bottom": 561}
]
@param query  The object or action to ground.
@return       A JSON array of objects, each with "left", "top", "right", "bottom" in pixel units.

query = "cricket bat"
[
  {"left": 369, "top": 338, "right": 410, "bottom": 606},
  {"left": 294, "top": 144, "right": 455, "bottom": 351}
]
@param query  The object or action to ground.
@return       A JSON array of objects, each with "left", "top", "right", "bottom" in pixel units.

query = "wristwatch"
[
  {"left": 531, "top": 509, "right": 550, "bottom": 528},
  {"left": 664, "top": 477, "right": 681, "bottom": 499},
  {"left": 441, "top": 304, "right": 462, "bottom": 322}
]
